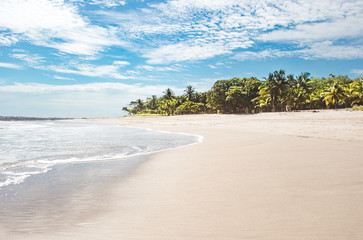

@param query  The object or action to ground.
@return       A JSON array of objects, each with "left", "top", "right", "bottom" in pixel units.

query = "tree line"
[{"left": 122, "top": 70, "right": 363, "bottom": 116}]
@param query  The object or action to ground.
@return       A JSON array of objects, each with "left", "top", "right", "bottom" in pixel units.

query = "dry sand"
[{"left": 2, "top": 110, "right": 363, "bottom": 239}]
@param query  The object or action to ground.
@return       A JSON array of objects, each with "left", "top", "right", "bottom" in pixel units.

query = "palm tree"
[
  {"left": 352, "top": 80, "right": 363, "bottom": 106},
  {"left": 263, "top": 73, "right": 277, "bottom": 112},
  {"left": 287, "top": 74, "right": 295, "bottom": 88},
  {"left": 263, "top": 70, "right": 288, "bottom": 111},
  {"left": 273, "top": 70, "right": 289, "bottom": 111},
  {"left": 254, "top": 85, "right": 272, "bottom": 112},
  {"left": 297, "top": 72, "right": 310, "bottom": 90},
  {"left": 184, "top": 85, "right": 195, "bottom": 101},
  {"left": 163, "top": 88, "right": 175, "bottom": 100},
  {"left": 160, "top": 99, "right": 177, "bottom": 116},
  {"left": 128, "top": 99, "right": 145, "bottom": 114},
  {"left": 322, "top": 82, "right": 346, "bottom": 109},
  {"left": 287, "top": 87, "right": 307, "bottom": 111},
  {"left": 146, "top": 95, "right": 159, "bottom": 110}
]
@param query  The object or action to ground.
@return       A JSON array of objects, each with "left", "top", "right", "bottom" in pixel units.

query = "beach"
[{"left": 1, "top": 110, "right": 363, "bottom": 239}]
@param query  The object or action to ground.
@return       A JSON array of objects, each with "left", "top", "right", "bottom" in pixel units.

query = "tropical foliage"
[{"left": 122, "top": 70, "right": 363, "bottom": 116}]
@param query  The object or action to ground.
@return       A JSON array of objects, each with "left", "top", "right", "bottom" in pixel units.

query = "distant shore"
[
  {"left": 2, "top": 110, "right": 363, "bottom": 239},
  {"left": 0, "top": 116, "right": 74, "bottom": 121}
]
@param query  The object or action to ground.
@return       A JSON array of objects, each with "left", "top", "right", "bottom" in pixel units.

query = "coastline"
[{"left": 2, "top": 110, "right": 363, "bottom": 239}]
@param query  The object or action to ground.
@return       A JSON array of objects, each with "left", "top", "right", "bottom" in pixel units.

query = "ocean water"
[{"left": 0, "top": 120, "right": 201, "bottom": 189}]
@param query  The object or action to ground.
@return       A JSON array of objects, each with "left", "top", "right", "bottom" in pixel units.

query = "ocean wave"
[{"left": 0, "top": 121, "right": 202, "bottom": 189}]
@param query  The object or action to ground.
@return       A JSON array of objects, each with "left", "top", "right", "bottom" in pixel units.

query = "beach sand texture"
[{"left": 2, "top": 110, "right": 363, "bottom": 239}]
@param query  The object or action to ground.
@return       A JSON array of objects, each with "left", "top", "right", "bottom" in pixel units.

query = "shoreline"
[{"left": 2, "top": 110, "right": 363, "bottom": 239}]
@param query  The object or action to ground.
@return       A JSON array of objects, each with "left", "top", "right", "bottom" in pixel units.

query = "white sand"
[{"left": 3, "top": 110, "right": 363, "bottom": 239}]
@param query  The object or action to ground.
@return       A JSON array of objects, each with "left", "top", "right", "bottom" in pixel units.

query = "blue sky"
[{"left": 0, "top": 0, "right": 362, "bottom": 117}]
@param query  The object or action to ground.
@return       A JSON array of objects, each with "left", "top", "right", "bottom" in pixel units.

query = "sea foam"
[{"left": 0, "top": 120, "right": 201, "bottom": 189}]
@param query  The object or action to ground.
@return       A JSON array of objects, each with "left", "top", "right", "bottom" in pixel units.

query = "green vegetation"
[
  {"left": 122, "top": 70, "right": 363, "bottom": 116},
  {"left": 351, "top": 105, "right": 363, "bottom": 111}
]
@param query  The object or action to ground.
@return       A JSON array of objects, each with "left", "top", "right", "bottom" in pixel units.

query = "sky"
[{"left": 0, "top": 0, "right": 362, "bottom": 118}]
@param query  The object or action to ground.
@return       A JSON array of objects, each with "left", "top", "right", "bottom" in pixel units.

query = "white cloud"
[
  {"left": 0, "top": 33, "right": 18, "bottom": 46},
  {"left": 296, "top": 41, "right": 363, "bottom": 60},
  {"left": 233, "top": 41, "right": 363, "bottom": 61},
  {"left": 233, "top": 49, "right": 291, "bottom": 61},
  {"left": 0, "top": 0, "right": 83, "bottom": 32},
  {"left": 1, "top": 0, "right": 362, "bottom": 70},
  {"left": 0, "top": 62, "right": 23, "bottom": 70},
  {"left": 259, "top": 15, "right": 363, "bottom": 43},
  {"left": 46, "top": 62, "right": 133, "bottom": 79},
  {"left": 0, "top": 0, "right": 125, "bottom": 56},
  {"left": 136, "top": 65, "right": 181, "bottom": 72},
  {"left": 53, "top": 75, "right": 74, "bottom": 80},
  {"left": 88, "top": 0, "right": 126, "bottom": 8},
  {"left": 351, "top": 69, "right": 363, "bottom": 75},
  {"left": 126, "top": 70, "right": 140, "bottom": 75},
  {"left": 10, "top": 53, "right": 45, "bottom": 67},
  {"left": 113, "top": 60, "right": 130, "bottom": 66},
  {"left": 9, "top": 52, "right": 132, "bottom": 79},
  {"left": 101, "top": 0, "right": 363, "bottom": 63},
  {"left": 143, "top": 41, "right": 245, "bottom": 64}
]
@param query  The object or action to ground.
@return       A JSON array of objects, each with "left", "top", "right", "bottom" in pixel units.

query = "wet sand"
[{"left": 2, "top": 110, "right": 363, "bottom": 239}]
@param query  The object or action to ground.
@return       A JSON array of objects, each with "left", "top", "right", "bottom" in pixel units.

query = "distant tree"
[
  {"left": 122, "top": 107, "right": 131, "bottom": 115},
  {"left": 242, "top": 77, "right": 261, "bottom": 113},
  {"left": 263, "top": 73, "right": 278, "bottom": 112},
  {"left": 226, "top": 86, "right": 247, "bottom": 113},
  {"left": 286, "top": 87, "right": 307, "bottom": 111},
  {"left": 146, "top": 95, "right": 159, "bottom": 110},
  {"left": 128, "top": 99, "right": 145, "bottom": 114},
  {"left": 272, "top": 69, "right": 289, "bottom": 111},
  {"left": 254, "top": 86, "right": 272, "bottom": 112},
  {"left": 122, "top": 70, "right": 360, "bottom": 116},
  {"left": 175, "top": 101, "right": 205, "bottom": 115},
  {"left": 322, "top": 82, "right": 346, "bottom": 109},
  {"left": 285, "top": 73, "right": 310, "bottom": 110},
  {"left": 184, "top": 85, "right": 195, "bottom": 101},
  {"left": 163, "top": 88, "right": 175, "bottom": 100},
  {"left": 207, "top": 80, "right": 232, "bottom": 113},
  {"left": 176, "top": 95, "right": 187, "bottom": 106},
  {"left": 159, "top": 99, "right": 177, "bottom": 116},
  {"left": 353, "top": 79, "right": 363, "bottom": 105}
]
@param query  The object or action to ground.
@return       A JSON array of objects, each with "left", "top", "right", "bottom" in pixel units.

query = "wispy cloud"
[
  {"left": 296, "top": 41, "right": 363, "bottom": 60},
  {"left": 0, "top": 0, "right": 126, "bottom": 56},
  {"left": 351, "top": 69, "right": 363, "bottom": 75},
  {"left": 0, "top": 62, "right": 23, "bottom": 70},
  {"left": 9, "top": 51, "right": 132, "bottom": 79},
  {"left": 53, "top": 75, "right": 75, "bottom": 80},
  {"left": 46, "top": 61, "right": 133, "bottom": 79},
  {"left": 136, "top": 65, "right": 181, "bottom": 72},
  {"left": 98, "top": 0, "right": 363, "bottom": 63},
  {"left": 87, "top": 0, "right": 126, "bottom": 8},
  {"left": 11, "top": 53, "right": 45, "bottom": 67},
  {"left": 233, "top": 49, "right": 291, "bottom": 61},
  {"left": 113, "top": 60, "right": 130, "bottom": 66},
  {"left": 143, "top": 42, "right": 242, "bottom": 64},
  {"left": 259, "top": 16, "right": 363, "bottom": 43},
  {"left": 2, "top": 0, "right": 362, "bottom": 64},
  {"left": 234, "top": 41, "right": 363, "bottom": 61},
  {"left": 0, "top": 33, "right": 18, "bottom": 46}
]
